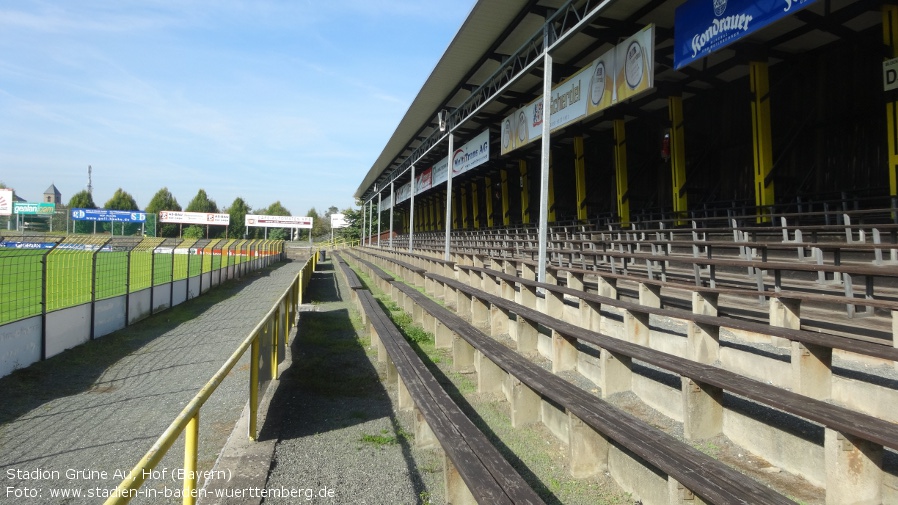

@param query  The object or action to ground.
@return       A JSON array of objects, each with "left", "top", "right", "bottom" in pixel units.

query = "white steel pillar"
[
  {"left": 537, "top": 43, "right": 553, "bottom": 284},
  {"left": 409, "top": 165, "right": 416, "bottom": 253},
  {"left": 377, "top": 192, "right": 382, "bottom": 247},
  {"left": 444, "top": 134, "right": 454, "bottom": 261},
  {"left": 389, "top": 181, "right": 395, "bottom": 249}
]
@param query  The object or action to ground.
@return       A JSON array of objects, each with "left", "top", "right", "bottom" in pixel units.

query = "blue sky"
[{"left": 0, "top": 0, "right": 475, "bottom": 217}]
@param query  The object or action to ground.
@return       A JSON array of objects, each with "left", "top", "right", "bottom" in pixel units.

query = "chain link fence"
[{"left": 0, "top": 233, "right": 282, "bottom": 327}]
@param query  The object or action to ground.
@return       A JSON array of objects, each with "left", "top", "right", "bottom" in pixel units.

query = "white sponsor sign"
[
  {"left": 158, "top": 211, "right": 230, "bottom": 225},
  {"left": 245, "top": 214, "right": 313, "bottom": 228},
  {"left": 330, "top": 213, "right": 349, "bottom": 229},
  {"left": 0, "top": 189, "right": 12, "bottom": 216},
  {"left": 885, "top": 57, "right": 898, "bottom": 92}
]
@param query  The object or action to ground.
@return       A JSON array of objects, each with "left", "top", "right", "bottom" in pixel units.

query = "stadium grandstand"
[{"left": 349, "top": 0, "right": 898, "bottom": 503}]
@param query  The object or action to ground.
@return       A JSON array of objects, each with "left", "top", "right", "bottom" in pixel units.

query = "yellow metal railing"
[{"left": 104, "top": 250, "right": 319, "bottom": 505}]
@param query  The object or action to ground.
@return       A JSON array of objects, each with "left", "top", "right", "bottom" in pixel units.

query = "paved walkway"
[
  {"left": 0, "top": 259, "right": 307, "bottom": 504},
  {"left": 203, "top": 258, "right": 440, "bottom": 505}
]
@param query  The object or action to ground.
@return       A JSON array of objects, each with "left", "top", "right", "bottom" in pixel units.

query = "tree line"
[{"left": 66, "top": 187, "right": 363, "bottom": 241}]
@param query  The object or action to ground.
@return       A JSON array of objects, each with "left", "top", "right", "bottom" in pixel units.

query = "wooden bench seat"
[
  {"left": 428, "top": 271, "right": 898, "bottom": 454},
  {"left": 456, "top": 264, "right": 898, "bottom": 363},
  {"left": 385, "top": 278, "right": 794, "bottom": 505},
  {"left": 356, "top": 289, "right": 545, "bottom": 505}
]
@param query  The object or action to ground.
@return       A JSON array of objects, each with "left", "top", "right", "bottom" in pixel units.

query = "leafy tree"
[
  {"left": 146, "top": 187, "right": 181, "bottom": 238},
  {"left": 226, "top": 197, "right": 251, "bottom": 239},
  {"left": 263, "top": 201, "right": 290, "bottom": 216},
  {"left": 68, "top": 190, "right": 97, "bottom": 209},
  {"left": 102, "top": 188, "right": 141, "bottom": 235},
  {"left": 68, "top": 190, "right": 97, "bottom": 234},
  {"left": 183, "top": 225, "right": 204, "bottom": 239},
  {"left": 186, "top": 189, "right": 219, "bottom": 213},
  {"left": 337, "top": 205, "right": 362, "bottom": 242},
  {"left": 258, "top": 201, "right": 291, "bottom": 239},
  {"left": 104, "top": 188, "right": 139, "bottom": 210},
  {"left": 185, "top": 189, "right": 221, "bottom": 238},
  {"left": 268, "top": 228, "right": 287, "bottom": 240}
]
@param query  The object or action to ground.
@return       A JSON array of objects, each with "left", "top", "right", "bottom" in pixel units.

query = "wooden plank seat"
[
  {"left": 493, "top": 244, "right": 898, "bottom": 319},
  {"left": 357, "top": 247, "right": 427, "bottom": 288},
  {"left": 342, "top": 251, "right": 394, "bottom": 293},
  {"left": 331, "top": 252, "right": 365, "bottom": 318},
  {"left": 356, "top": 289, "right": 545, "bottom": 505},
  {"left": 384, "top": 277, "right": 795, "bottom": 505},
  {"left": 426, "top": 272, "right": 898, "bottom": 472}
]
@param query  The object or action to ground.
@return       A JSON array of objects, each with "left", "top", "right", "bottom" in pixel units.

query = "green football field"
[{"left": 0, "top": 239, "right": 266, "bottom": 326}]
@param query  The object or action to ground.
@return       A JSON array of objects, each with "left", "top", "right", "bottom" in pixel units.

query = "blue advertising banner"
[
  {"left": 71, "top": 208, "right": 147, "bottom": 223},
  {"left": 674, "top": 0, "right": 818, "bottom": 69}
]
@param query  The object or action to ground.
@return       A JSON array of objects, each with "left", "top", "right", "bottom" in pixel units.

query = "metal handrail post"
[
  {"left": 183, "top": 412, "right": 199, "bottom": 505},
  {"left": 249, "top": 335, "right": 260, "bottom": 440}
]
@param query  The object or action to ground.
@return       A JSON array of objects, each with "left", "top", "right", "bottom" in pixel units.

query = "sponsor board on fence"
[
  {"left": 13, "top": 202, "right": 55, "bottom": 215},
  {"left": 330, "top": 213, "right": 349, "bottom": 229},
  {"left": 159, "top": 211, "right": 230, "bottom": 225},
  {"left": 71, "top": 208, "right": 147, "bottom": 222},
  {"left": 245, "top": 215, "right": 313, "bottom": 228},
  {"left": 0, "top": 189, "right": 12, "bottom": 216}
]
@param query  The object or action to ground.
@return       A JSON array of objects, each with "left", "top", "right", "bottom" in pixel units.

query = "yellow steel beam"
[
  {"left": 750, "top": 60, "right": 775, "bottom": 223},
  {"left": 669, "top": 96, "right": 688, "bottom": 225},
  {"left": 613, "top": 119, "right": 630, "bottom": 226},
  {"left": 485, "top": 176, "right": 494, "bottom": 228},
  {"left": 461, "top": 187, "right": 468, "bottom": 229},
  {"left": 471, "top": 181, "right": 480, "bottom": 229},
  {"left": 885, "top": 5, "right": 898, "bottom": 198},
  {"left": 574, "top": 136, "right": 587, "bottom": 221},
  {"left": 501, "top": 169, "right": 510, "bottom": 226}
]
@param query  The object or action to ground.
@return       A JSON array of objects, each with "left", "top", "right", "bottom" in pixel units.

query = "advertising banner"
[
  {"left": 379, "top": 194, "right": 392, "bottom": 212},
  {"left": 615, "top": 24, "right": 655, "bottom": 102},
  {"left": 415, "top": 167, "right": 433, "bottom": 195},
  {"left": 431, "top": 157, "right": 449, "bottom": 187},
  {"left": 674, "top": 0, "right": 818, "bottom": 69},
  {"left": 396, "top": 182, "right": 412, "bottom": 204},
  {"left": 0, "top": 189, "right": 12, "bottom": 216},
  {"left": 13, "top": 202, "right": 55, "bottom": 215},
  {"left": 452, "top": 129, "right": 490, "bottom": 176},
  {"left": 159, "top": 211, "right": 230, "bottom": 225},
  {"left": 501, "top": 27, "right": 654, "bottom": 156},
  {"left": 587, "top": 48, "right": 616, "bottom": 115},
  {"left": 330, "top": 213, "right": 349, "bottom": 229},
  {"left": 244, "top": 215, "right": 312, "bottom": 228},
  {"left": 71, "top": 208, "right": 147, "bottom": 223}
]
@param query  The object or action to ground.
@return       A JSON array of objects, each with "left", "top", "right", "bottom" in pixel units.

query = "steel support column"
[
  {"left": 444, "top": 135, "right": 454, "bottom": 260},
  {"left": 574, "top": 136, "right": 587, "bottom": 221},
  {"left": 501, "top": 168, "right": 510, "bottom": 226},
  {"left": 485, "top": 176, "right": 494, "bottom": 228},
  {"left": 389, "top": 181, "right": 394, "bottom": 248},
  {"left": 613, "top": 119, "right": 630, "bottom": 227},
  {"left": 537, "top": 47, "right": 553, "bottom": 284},
  {"left": 750, "top": 60, "right": 775, "bottom": 223},
  {"left": 520, "top": 160, "right": 531, "bottom": 224},
  {"left": 885, "top": 5, "right": 898, "bottom": 209},
  {"left": 471, "top": 181, "right": 480, "bottom": 229},
  {"left": 669, "top": 96, "right": 688, "bottom": 225},
  {"left": 409, "top": 165, "right": 415, "bottom": 252}
]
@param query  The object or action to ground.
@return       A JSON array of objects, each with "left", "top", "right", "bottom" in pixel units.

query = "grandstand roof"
[{"left": 355, "top": 0, "right": 883, "bottom": 202}]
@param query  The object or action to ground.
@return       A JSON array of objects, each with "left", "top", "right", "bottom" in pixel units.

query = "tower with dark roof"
[{"left": 44, "top": 183, "right": 61, "bottom": 204}]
